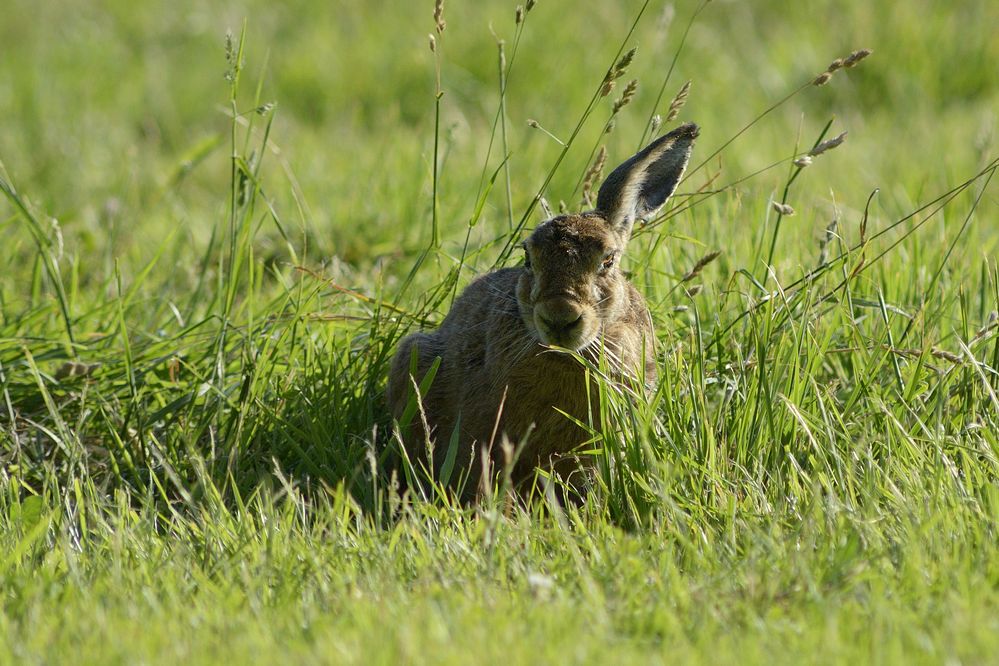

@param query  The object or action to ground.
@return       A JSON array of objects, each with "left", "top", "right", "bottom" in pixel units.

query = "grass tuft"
[{"left": 0, "top": 0, "right": 998, "bottom": 662}]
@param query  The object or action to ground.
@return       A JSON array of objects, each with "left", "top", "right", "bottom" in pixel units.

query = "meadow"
[{"left": 2, "top": 0, "right": 998, "bottom": 662}]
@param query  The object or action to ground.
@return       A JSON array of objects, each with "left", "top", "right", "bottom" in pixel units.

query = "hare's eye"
[{"left": 600, "top": 253, "right": 617, "bottom": 273}]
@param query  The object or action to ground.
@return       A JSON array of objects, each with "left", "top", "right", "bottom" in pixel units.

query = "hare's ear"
[{"left": 596, "top": 123, "right": 699, "bottom": 238}]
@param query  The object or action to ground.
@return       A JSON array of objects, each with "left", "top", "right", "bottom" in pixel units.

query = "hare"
[{"left": 387, "top": 123, "right": 699, "bottom": 501}]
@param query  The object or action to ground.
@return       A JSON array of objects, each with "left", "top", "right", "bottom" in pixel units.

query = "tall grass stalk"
[{"left": 0, "top": 0, "right": 998, "bottom": 661}]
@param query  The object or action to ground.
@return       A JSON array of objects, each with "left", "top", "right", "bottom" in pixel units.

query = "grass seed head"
[
  {"left": 516, "top": 5, "right": 524, "bottom": 24},
  {"left": 434, "top": 0, "right": 446, "bottom": 33},
  {"left": 428, "top": 33, "right": 436, "bottom": 52},
  {"left": 539, "top": 196, "right": 553, "bottom": 218},
  {"left": 612, "top": 79, "right": 639, "bottom": 114},
  {"left": 526, "top": 119, "right": 565, "bottom": 145},
  {"left": 581, "top": 146, "right": 608, "bottom": 207},
  {"left": 931, "top": 348, "right": 962, "bottom": 364},
  {"left": 794, "top": 155, "right": 813, "bottom": 168},
  {"left": 650, "top": 114, "right": 662, "bottom": 136},
  {"left": 224, "top": 31, "right": 236, "bottom": 63},
  {"left": 602, "top": 47, "right": 637, "bottom": 95},
  {"left": 809, "top": 131, "right": 848, "bottom": 156},
  {"left": 526, "top": 0, "right": 536, "bottom": 11},
  {"left": 613, "top": 47, "right": 637, "bottom": 78},
  {"left": 664, "top": 80, "right": 691, "bottom": 123},
  {"left": 224, "top": 30, "right": 241, "bottom": 82},
  {"left": 824, "top": 218, "right": 839, "bottom": 240},
  {"left": 844, "top": 48, "right": 872, "bottom": 67},
  {"left": 814, "top": 48, "right": 871, "bottom": 86},
  {"left": 681, "top": 251, "right": 722, "bottom": 282},
  {"left": 772, "top": 201, "right": 795, "bottom": 216},
  {"left": 813, "top": 71, "right": 833, "bottom": 86}
]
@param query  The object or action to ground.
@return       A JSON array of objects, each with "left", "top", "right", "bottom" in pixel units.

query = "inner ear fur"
[{"left": 596, "top": 122, "right": 699, "bottom": 238}]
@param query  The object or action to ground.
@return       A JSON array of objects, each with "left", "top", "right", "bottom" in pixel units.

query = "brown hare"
[{"left": 388, "top": 123, "right": 699, "bottom": 501}]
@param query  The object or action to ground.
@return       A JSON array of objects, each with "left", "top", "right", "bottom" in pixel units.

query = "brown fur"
[{"left": 387, "top": 123, "right": 699, "bottom": 501}]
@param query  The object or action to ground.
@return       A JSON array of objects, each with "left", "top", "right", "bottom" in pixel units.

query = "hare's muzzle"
[{"left": 534, "top": 298, "right": 590, "bottom": 349}]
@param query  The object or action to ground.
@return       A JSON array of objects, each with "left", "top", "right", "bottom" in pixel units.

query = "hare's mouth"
[{"left": 537, "top": 329, "right": 589, "bottom": 351}]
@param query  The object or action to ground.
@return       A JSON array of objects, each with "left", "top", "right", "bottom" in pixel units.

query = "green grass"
[{"left": 2, "top": 0, "right": 999, "bottom": 663}]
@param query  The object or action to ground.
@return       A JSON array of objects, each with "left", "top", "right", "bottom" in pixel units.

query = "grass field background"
[{"left": 2, "top": 0, "right": 998, "bottom": 663}]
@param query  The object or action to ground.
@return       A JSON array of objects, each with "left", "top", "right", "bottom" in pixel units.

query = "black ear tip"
[{"left": 670, "top": 122, "right": 700, "bottom": 140}]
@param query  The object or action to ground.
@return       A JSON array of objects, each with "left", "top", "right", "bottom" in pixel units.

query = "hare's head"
[{"left": 517, "top": 123, "right": 699, "bottom": 350}]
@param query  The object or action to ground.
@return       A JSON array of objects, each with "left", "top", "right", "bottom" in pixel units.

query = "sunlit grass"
[{"left": 1, "top": 0, "right": 998, "bottom": 663}]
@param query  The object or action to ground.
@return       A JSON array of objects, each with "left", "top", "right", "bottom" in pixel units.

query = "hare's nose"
[
  {"left": 540, "top": 313, "right": 582, "bottom": 335},
  {"left": 536, "top": 300, "right": 584, "bottom": 341}
]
